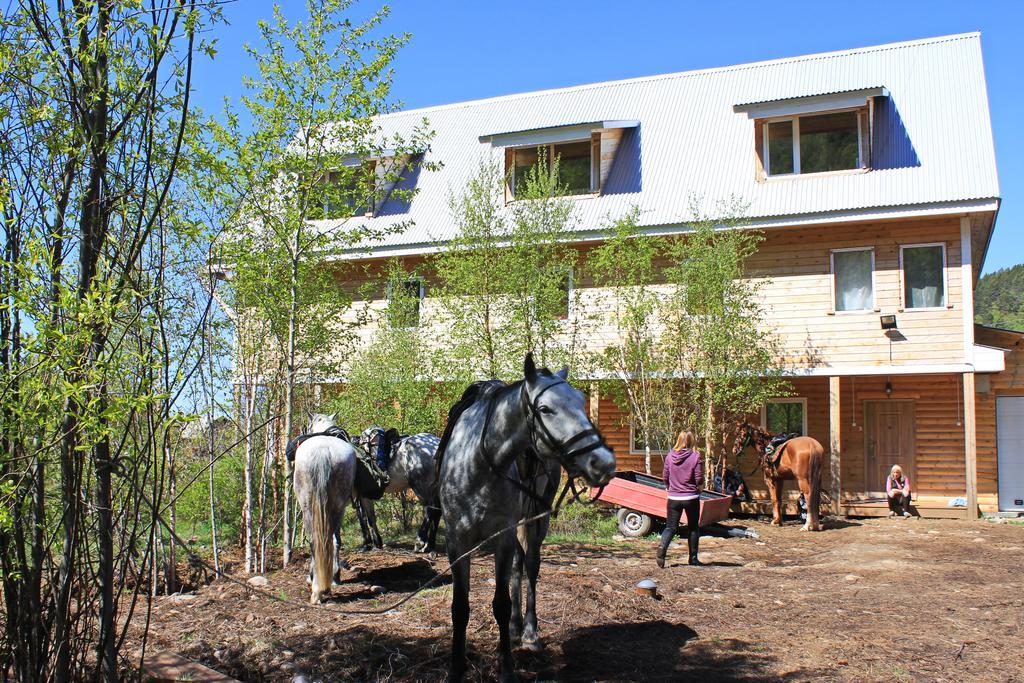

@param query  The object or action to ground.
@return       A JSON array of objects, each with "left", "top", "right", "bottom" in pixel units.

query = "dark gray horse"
[
  {"left": 437, "top": 354, "right": 615, "bottom": 682},
  {"left": 356, "top": 428, "right": 443, "bottom": 554}
]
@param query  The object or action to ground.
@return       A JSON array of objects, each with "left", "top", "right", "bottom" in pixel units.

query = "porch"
[{"left": 593, "top": 372, "right": 991, "bottom": 519}]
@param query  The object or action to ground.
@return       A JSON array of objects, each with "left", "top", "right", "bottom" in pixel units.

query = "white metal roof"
[{"left": 327, "top": 32, "right": 999, "bottom": 255}]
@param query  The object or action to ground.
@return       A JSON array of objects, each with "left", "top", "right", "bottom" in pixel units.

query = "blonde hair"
[
  {"left": 673, "top": 430, "right": 697, "bottom": 451},
  {"left": 890, "top": 464, "right": 904, "bottom": 478}
]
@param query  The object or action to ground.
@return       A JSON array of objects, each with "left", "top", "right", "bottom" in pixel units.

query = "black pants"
[
  {"left": 659, "top": 497, "right": 700, "bottom": 559},
  {"left": 888, "top": 493, "right": 912, "bottom": 514}
]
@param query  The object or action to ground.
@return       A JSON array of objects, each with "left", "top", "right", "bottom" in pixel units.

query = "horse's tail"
[
  {"left": 809, "top": 440, "right": 824, "bottom": 515},
  {"left": 304, "top": 447, "right": 336, "bottom": 601}
]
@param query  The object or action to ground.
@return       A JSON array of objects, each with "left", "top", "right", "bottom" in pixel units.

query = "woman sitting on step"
[{"left": 886, "top": 464, "right": 912, "bottom": 518}]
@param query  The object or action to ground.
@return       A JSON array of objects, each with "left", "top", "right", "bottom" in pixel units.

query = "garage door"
[{"left": 996, "top": 396, "right": 1024, "bottom": 512}]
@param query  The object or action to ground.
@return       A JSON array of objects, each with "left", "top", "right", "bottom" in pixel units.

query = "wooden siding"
[
  {"left": 300, "top": 215, "right": 972, "bottom": 377},
  {"left": 595, "top": 373, "right": 980, "bottom": 514},
  {"left": 747, "top": 217, "right": 966, "bottom": 369}
]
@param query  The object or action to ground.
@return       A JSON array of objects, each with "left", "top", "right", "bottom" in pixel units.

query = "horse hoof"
[
  {"left": 800, "top": 525, "right": 809, "bottom": 532},
  {"left": 520, "top": 638, "right": 545, "bottom": 653}
]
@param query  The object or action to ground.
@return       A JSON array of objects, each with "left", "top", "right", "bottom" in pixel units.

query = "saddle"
[
  {"left": 764, "top": 432, "right": 799, "bottom": 469},
  {"left": 286, "top": 426, "right": 391, "bottom": 499}
]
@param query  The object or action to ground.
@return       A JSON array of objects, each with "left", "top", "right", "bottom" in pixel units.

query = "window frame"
[
  {"left": 760, "top": 397, "right": 808, "bottom": 437},
  {"left": 761, "top": 108, "right": 864, "bottom": 177},
  {"left": 629, "top": 421, "right": 671, "bottom": 456},
  {"left": 829, "top": 246, "right": 877, "bottom": 315},
  {"left": 899, "top": 242, "right": 949, "bottom": 312},
  {"left": 385, "top": 276, "right": 426, "bottom": 329},
  {"left": 555, "top": 267, "right": 574, "bottom": 321},
  {"left": 509, "top": 139, "right": 597, "bottom": 199}
]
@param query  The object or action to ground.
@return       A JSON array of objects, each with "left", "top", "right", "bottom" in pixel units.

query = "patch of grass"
[{"left": 546, "top": 503, "right": 619, "bottom": 544}]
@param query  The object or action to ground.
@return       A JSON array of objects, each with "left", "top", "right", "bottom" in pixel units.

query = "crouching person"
[{"left": 886, "top": 464, "right": 912, "bottom": 518}]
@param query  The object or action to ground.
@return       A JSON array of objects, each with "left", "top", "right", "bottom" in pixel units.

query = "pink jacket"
[{"left": 662, "top": 448, "right": 703, "bottom": 499}]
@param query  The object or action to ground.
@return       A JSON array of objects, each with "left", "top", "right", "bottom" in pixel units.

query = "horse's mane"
[{"left": 434, "top": 379, "right": 511, "bottom": 476}]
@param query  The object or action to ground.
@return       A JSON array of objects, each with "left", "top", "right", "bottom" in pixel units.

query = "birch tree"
[
  {"left": 661, "top": 203, "right": 790, "bottom": 481},
  {"left": 204, "top": 0, "right": 431, "bottom": 565},
  {"left": 588, "top": 210, "right": 675, "bottom": 473},
  {"left": 432, "top": 155, "right": 584, "bottom": 382}
]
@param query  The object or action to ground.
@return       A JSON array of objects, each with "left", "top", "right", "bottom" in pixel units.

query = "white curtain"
[
  {"left": 834, "top": 250, "right": 873, "bottom": 312},
  {"left": 905, "top": 246, "right": 945, "bottom": 308}
]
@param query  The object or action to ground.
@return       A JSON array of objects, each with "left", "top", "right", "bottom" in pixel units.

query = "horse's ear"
[
  {"left": 328, "top": 412, "right": 336, "bottom": 423},
  {"left": 524, "top": 352, "right": 538, "bottom": 382},
  {"left": 555, "top": 366, "right": 569, "bottom": 381}
]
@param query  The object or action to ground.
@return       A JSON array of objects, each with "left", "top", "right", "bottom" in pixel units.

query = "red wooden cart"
[{"left": 591, "top": 471, "right": 733, "bottom": 537}]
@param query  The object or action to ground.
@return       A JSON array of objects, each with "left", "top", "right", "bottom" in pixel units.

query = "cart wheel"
[{"left": 617, "top": 508, "right": 652, "bottom": 537}]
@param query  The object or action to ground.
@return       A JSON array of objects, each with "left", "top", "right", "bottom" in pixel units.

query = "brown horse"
[{"left": 741, "top": 424, "right": 824, "bottom": 531}]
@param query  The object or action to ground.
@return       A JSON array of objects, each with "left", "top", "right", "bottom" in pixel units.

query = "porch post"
[
  {"left": 963, "top": 372, "right": 979, "bottom": 519},
  {"left": 829, "top": 376, "right": 842, "bottom": 515}
]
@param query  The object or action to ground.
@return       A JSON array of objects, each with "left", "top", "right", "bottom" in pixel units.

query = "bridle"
[
  {"left": 520, "top": 378, "right": 610, "bottom": 510},
  {"left": 471, "top": 376, "right": 609, "bottom": 515},
  {"left": 522, "top": 379, "right": 609, "bottom": 464}
]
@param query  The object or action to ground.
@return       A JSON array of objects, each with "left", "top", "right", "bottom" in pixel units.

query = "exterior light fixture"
[
  {"left": 885, "top": 381, "right": 894, "bottom": 397},
  {"left": 880, "top": 314, "right": 898, "bottom": 330}
]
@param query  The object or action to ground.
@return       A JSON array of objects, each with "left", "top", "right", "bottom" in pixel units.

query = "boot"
[
  {"left": 688, "top": 539, "right": 703, "bottom": 566},
  {"left": 655, "top": 546, "right": 666, "bottom": 569}
]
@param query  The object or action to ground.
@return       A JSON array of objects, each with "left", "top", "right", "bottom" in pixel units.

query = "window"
[
  {"left": 307, "top": 168, "right": 371, "bottom": 220},
  {"left": 763, "top": 110, "right": 862, "bottom": 176},
  {"left": 762, "top": 398, "right": 807, "bottom": 436},
  {"left": 901, "top": 244, "right": 946, "bottom": 309},
  {"left": 831, "top": 248, "right": 874, "bottom": 312},
  {"left": 386, "top": 277, "right": 424, "bottom": 328},
  {"left": 630, "top": 423, "right": 672, "bottom": 454},
  {"left": 555, "top": 269, "right": 573, "bottom": 320},
  {"left": 511, "top": 140, "right": 594, "bottom": 198}
]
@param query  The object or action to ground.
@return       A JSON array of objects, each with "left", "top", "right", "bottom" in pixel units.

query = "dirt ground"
[{"left": 128, "top": 515, "right": 1024, "bottom": 682}]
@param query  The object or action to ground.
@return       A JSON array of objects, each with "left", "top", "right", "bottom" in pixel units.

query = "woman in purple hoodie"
[{"left": 656, "top": 431, "right": 704, "bottom": 568}]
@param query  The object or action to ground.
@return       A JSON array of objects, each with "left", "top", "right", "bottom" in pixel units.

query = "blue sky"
[{"left": 195, "top": 1, "right": 1022, "bottom": 275}]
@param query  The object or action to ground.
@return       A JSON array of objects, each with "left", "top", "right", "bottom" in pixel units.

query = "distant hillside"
[{"left": 975, "top": 263, "right": 1024, "bottom": 332}]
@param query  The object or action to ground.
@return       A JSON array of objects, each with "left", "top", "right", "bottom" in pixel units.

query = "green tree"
[
  {"left": 975, "top": 263, "right": 1024, "bottom": 331},
  {"left": 201, "top": 0, "right": 431, "bottom": 566},
  {"left": 432, "top": 154, "right": 583, "bottom": 382},
  {"left": 661, "top": 201, "right": 790, "bottom": 481},
  {"left": 588, "top": 209, "right": 675, "bottom": 474},
  {"left": 0, "top": 1, "right": 220, "bottom": 679},
  {"left": 330, "top": 263, "right": 459, "bottom": 435}
]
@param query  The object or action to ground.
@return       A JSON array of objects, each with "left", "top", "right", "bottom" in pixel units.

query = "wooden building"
[{"left": 299, "top": 33, "right": 1019, "bottom": 517}]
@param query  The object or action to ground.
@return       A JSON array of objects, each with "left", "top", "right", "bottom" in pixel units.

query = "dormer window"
[
  {"left": 511, "top": 141, "right": 594, "bottom": 198},
  {"left": 734, "top": 87, "right": 886, "bottom": 181},
  {"left": 764, "top": 111, "right": 863, "bottom": 176},
  {"left": 306, "top": 165, "right": 373, "bottom": 220},
  {"left": 478, "top": 120, "right": 639, "bottom": 202}
]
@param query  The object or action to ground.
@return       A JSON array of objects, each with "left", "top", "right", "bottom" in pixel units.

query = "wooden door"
[{"left": 864, "top": 400, "right": 915, "bottom": 494}]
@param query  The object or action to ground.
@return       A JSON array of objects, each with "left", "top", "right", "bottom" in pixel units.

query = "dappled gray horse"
[
  {"left": 292, "top": 413, "right": 357, "bottom": 604},
  {"left": 437, "top": 354, "right": 615, "bottom": 682},
  {"left": 356, "top": 428, "right": 443, "bottom": 554}
]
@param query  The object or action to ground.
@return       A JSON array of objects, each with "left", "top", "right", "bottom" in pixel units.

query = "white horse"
[{"left": 292, "top": 413, "right": 357, "bottom": 604}]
